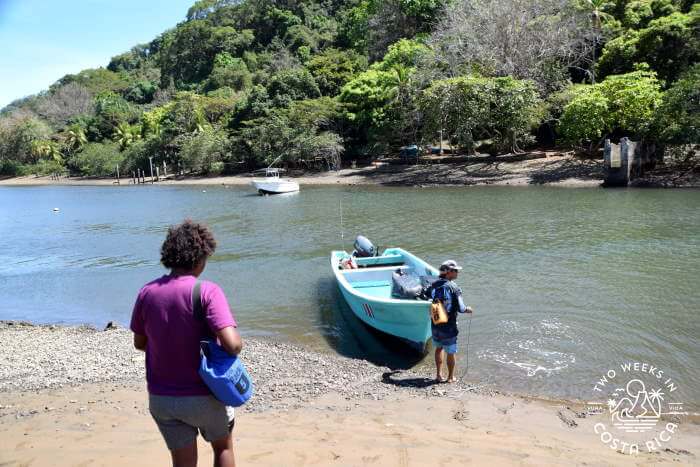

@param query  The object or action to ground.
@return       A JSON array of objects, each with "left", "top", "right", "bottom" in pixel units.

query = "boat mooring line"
[{"left": 460, "top": 314, "right": 473, "bottom": 382}]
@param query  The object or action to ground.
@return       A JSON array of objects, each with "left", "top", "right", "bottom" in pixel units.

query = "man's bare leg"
[
  {"left": 171, "top": 442, "right": 197, "bottom": 467},
  {"left": 446, "top": 353, "right": 457, "bottom": 383},
  {"left": 434, "top": 347, "right": 445, "bottom": 382},
  {"left": 211, "top": 433, "right": 236, "bottom": 467}
]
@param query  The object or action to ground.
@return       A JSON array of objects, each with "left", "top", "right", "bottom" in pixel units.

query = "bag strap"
[{"left": 193, "top": 280, "right": 204, "bottom": 322}]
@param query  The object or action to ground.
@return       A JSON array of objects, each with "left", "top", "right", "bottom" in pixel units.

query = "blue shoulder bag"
[{"left": 193, "top": 281, "right": 253, "bottom": 407}]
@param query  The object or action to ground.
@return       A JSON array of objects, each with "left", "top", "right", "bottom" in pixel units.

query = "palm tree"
[
  {"left": 65, "top": 125, "right": 87, "bottom": 152},
  {"left": 579, "top": 0, "right": 613, "bottom": 83},
  {"left": 46, "top": 142, "right": 63, "bottom": 163},
  {"left": 31, "top": 140, "right": 63, "bottom": 163},
  {"left": 144, "top": 120, "right": 162, "bottom": 138},
  {"left": 113, "top": 122, "right": 140, "bottom": 150},
  {"left": 385, "top": 65, "right": 418, "bottom": 145}
]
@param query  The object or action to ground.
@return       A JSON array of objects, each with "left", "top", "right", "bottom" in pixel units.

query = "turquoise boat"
[{"left": 331, "top": 247, "right": 439, "bottom": 353}]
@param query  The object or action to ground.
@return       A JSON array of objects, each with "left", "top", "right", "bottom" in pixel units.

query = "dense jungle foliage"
[{"left": 1, "top": 0, "right": 698, "bottom": 176}]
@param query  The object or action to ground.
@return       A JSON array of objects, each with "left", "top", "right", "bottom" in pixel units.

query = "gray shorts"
[{"left": 149, "top": 394, "right": 235, "bottom": 451}]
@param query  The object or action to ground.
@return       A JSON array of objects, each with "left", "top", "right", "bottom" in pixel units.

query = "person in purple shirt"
[{"left": 131, "top": 219, "right": 241, "bottom": 467}]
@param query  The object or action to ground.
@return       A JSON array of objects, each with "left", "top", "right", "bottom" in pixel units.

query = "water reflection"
[{"left": 316, "top": 277, "right": 426, "bottom": 370}]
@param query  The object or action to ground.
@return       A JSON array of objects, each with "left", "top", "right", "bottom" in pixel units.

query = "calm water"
[{"left": 1, "top": 185, "right": 699, "bottom": 407}]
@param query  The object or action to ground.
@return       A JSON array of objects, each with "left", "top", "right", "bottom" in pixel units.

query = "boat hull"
[
  {"left": 251, "top": 179, "right": 300, "bottom": 194},
  {"left": 331, "top": 248, "right": 436, "bottom": 353}
]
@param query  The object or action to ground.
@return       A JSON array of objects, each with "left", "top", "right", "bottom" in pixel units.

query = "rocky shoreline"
[{"left": 0, "top": 321, "right": 491, "bottom": 414}]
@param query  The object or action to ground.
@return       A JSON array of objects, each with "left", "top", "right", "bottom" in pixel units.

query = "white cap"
[{"left": 440, "top": 260, "right": 463, "bottom": 271}]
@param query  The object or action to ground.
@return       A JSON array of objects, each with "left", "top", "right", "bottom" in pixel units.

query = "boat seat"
[
  {"left": 352, "top": 280, "right": 392, "bottom": 289},
  {"left": 343, "top": 265, "right": 410, "bottom": 273},
  {"left": 355, "top": 254, "right": 404, "bottom": 267}
]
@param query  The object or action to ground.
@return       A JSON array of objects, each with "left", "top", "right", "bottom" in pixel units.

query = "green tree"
[
  {"left": 340, "top": 68, "right": 401, "bottom": 131},
  {"left": 420, "top": 76, "right": 543, "bottom": 153},
  {"left": 234, "top": 97, "right": 344, "bottom": 169},
  {"left": 559, "top": 70, "right": 663, "bottom": 151},
  {"left": 654, "top": 64, "right": 700, "bottom": 145},
  {"left": 124, "top": 80, "right": 158, "bottom": 104},
  {"left": 31, "top": 140, "right": 64, "bottom": 164},
  {"left": 52, "top": 68, "right": 130, "bottom": 96},
  {"left": 180, "top": 127, "right": 230, "bottom": 174},
  {"left": 205, "top": 53, "right": 252, "bottom": 92},
  {"left": 267, "top": 68, "right": 321, "bottom": 107},
  {"left": 558, "top": 86, "right": 611, "bottom": 148},
  {"left": 306, "top": 48, "right": 368, "bottom": 96},
  {"left": 374, "top": 39, "right": 428, "bottom": 71},
  {"left": 598, "top": 8, "right": 700, "bottom": 83},
  {"left": 576, "top": 0, "right": 615, "bottom": 83},
  {"left": 92, "top": 92, "right": 140, "bottom": 140},
  {"left": 70, "top": 142, "right": 124, "bottom": 176},
  {"left": 113, "top": 122, "right": 141, "bottom": 150},
  {"left": 0, "top": 111, "right": 52, "bottom": 165},
  {"left": 64, "top": 124, "right": 88, "bottom": 152},
  {"left": 623, "top": 0, "right": 677, "bottom": 28}
]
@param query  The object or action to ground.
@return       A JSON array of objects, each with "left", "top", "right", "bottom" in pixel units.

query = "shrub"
[
  {"left": 558, "top": 87, "right": 611, "bottom": 144},
  {"left": 0, "top": 159, "right": 24, "bottom": 176},
  {"left": 69, "top": 142, "right": 124, "bottom": 176}
]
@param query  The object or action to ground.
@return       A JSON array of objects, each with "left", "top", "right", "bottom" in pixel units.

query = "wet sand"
[
  {"left": 2, "top": 384, "right": 699, "bottom": 466},
  {"left": 1, "top": 322, "right": 699, "bottom": 466}
]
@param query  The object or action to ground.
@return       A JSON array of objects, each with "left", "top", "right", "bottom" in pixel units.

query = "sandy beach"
[
  {"left": 1, "top": 322, "right": 699, "bottom": 466},
  {"left": 0, "top": 153, "right": 609, "bottom": 188},
  {"left": 3, "top": 152, "right": 697, "bottom": 189}
]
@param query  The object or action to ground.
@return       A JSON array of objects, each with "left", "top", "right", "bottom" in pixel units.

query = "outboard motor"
[{"left": 353, "top": 235, "right": 376, "bottom": 258}]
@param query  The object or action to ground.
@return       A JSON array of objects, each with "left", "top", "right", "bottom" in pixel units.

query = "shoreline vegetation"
[
  {"left": 1, "top": 321, "right": 699, "bottom": 466},
  {"left": 1, "top": 0, "right": 697, "bottom": 189},
  {"left": 2, "top": 152, "right": 699, "bottom": 188}
]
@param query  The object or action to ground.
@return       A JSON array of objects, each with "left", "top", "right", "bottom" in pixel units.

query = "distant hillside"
[{"left": 1, "top": 0, "right": 697, "bottom": 177}]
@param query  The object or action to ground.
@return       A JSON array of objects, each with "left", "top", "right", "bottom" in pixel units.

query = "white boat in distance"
[{"left": 251, "top": 168, "right": 300, "bottom": 195}]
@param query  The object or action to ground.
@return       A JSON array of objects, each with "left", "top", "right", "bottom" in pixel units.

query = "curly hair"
[{"left": 160, "top": 219, "right": 217, "bottom": 270}]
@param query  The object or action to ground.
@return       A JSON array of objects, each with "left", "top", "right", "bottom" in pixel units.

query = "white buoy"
[
  {"left": 202, "top": 190, "right": 206, "bottom": 193},
  {"left": 52, "top": 208, "right": 60, "bottom": 212}
]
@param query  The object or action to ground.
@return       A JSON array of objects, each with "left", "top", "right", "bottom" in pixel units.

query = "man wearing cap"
[{"left": 429, "top": 260, "right": 472, "bottom": 383}]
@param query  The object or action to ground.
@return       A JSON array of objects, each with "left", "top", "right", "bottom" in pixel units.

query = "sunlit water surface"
[{"left": 1, "top": 185, "right": 698, "bottom": 407}]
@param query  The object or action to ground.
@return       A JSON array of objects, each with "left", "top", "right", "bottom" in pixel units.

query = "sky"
[{"left": 0, "top": 0, "right": 195, "bottom": 109}]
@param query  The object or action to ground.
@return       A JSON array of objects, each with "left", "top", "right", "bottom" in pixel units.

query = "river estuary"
[{"left": 1, "top": 185, "right": 698, "bottom": 408}]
